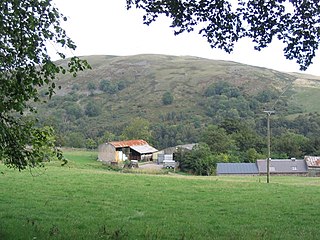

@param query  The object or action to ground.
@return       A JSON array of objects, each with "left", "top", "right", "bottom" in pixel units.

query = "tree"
[
  {"left": 162, "top": 91, "right": 174, "bottom": 105},
  {"left": 87, "top": 82, "right": 96, "bottom": 95},
  {"left": 201, "top": 125, "right": 237, "bottom": 154},
  {"left": 220, "top": 119, "right": 264, "bottom": 152},
  {"left": 86, "top": 138, "right": 97, "bottom": 150},
  {"left": 99, "top": 79, "right": 110, "bottom": 92},
  {"left": 64, "top": 132, "right": 86, "bottom": 148},
  {"left": 87, "top": 82, "right": 96, "bottom": 91},
  {"left": 99, "top": 79, "right": 121, "bottom": 94},
  {"left": 121, "top": 118, "right": 152, "bottom": 142},
  {"left": 65, "top": 104, "right": 83, "bottom": 120},
  {"left": 273, "top": 131, "right": 309, "bottom": 158},
  {"left": 245, "top": 148, "right": 264, "bottom": 163},
  {"left": 0, "top": 1, "right": 90, "bottom": 170},
  {"left": 127, "top": 0, "right": 320, "bottom": 70},
  {"left": 177, "top": 143, "right": 216, "bottom": 176},
  {"left": 98, "top": 131, "right": 116, "bottom": 144},
  {"left": 85, "top": 101, "right": 101, "bottom": 117}
]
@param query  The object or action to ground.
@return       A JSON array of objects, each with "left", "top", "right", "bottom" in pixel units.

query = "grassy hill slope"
[
  {"left": 289, "top": 72, "right": 320, "bottom": 113},
  {"left": 35, "top": 54, "right": 320, "bottom": 148}
]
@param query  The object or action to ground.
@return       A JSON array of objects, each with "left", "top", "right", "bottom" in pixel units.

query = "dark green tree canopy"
[
  {"left": 127, "top": 0, "right": 320, "bottom": 70},
  {"left": 0, "top": 0, "right": 90, "bottom": 170}
]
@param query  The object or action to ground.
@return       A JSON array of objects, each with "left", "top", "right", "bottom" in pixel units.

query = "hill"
[{"left": 34, "top": 54, "right": 320, "bottom": 149}]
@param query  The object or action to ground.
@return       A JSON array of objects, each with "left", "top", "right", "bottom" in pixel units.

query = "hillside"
[
  {"left": 288, "top": 72, "right": 320, "bottom": 113},
  {"left": 34, "top": 54, "right": 320, "bottom": 149}
]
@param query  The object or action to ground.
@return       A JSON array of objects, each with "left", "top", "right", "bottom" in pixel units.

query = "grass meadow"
[{"left": 1, "top": 150, "right": 320, "bottom": 239}]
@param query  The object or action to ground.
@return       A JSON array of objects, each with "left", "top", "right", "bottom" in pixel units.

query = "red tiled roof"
[{"left": 109, "top": 139, "right": 148, "bottom": 148}]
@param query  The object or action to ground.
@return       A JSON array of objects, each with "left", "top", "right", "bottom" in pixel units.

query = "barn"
[
  {"left": 216, "top": 163, "right": 259, "bottom": 175},
  {"left": 304, "top": 156, "right": 320, "bottom": 176},
  {"left": 98, "top": 139, "right": 158, "bottom": 163},
  {"left": 154, "top": 143, "right": 197, "bottom": 163},
  {"left": 256, "top": 159, "right": 308, "bottom": 175}
]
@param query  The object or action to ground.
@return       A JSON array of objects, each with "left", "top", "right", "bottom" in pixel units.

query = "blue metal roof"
[{"left": 216, "top": 163, "right": 259, "bottom": 175}]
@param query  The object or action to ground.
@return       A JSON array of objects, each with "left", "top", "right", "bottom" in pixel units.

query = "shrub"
[
  {"left": 162, "top": 91, "right": 174, "bottom": 105},
  {"left": 85, "top": 101, "right": 101, "bottom": 117}
]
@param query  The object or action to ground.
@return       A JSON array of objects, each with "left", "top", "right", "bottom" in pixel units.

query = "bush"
[
  {"left": 85, "top": 101, "right": 101, "bottom": 117},
  {"left": 87, "top": 82, "right": 96, "bottom": 91},
  {"left": 86, "top": 138, "right": 97, "bottom": 150},
  {"left": 99, "top": 79, "right": 122, "bottom": 94},
  {"left": 177, "top": 143, "right": 216, "bottom": 176},
  {"left": 162, "top": 91, "right": 174, "bottom": 105}
]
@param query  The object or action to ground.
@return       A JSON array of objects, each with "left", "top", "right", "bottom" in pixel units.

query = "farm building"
[
  {"left": 157, "top": 153, "right": 174, "bottom": 164},
  {"left": 153, "top": 143, "right": 197, "bottom": 163},
  {"left": 256, "top": 159, "right": 308, "bottom": 175},
  {"left": 98, "top": 139, "right": 158, "bottom": 163},
  {"left": 216, "top": 163, "right": 259, "bottom": 175},
  {"left": 304, "top": 156, "right": 320, "bottom": 176}
]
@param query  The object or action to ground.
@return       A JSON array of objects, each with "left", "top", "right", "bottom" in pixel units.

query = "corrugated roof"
[
  {"left": 130, "top": 144, "right": 158, "bottom": 154},
  {"left": 304, "top": 156, "right": 320, "bottom": 168},
  {"left": 256, "top": 159, "right": 308, "bottom": 173},
  {"left": 176, "top": 143, "right": 197, "bottom": 150},
  {"left": 216, "top": 163, "right": 258, "bottom": 175},
  {"left": 109, "top": 140, "right": 148, "bottom": 148}
]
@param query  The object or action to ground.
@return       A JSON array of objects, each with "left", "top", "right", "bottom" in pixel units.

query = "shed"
[
  {"left": 130, "top": 144, "right": 158, "bottom": 161},
  {"left": 256, "top": 159, "right": 308, "bottom": 175},
  {"left": 153, "top": 143, "right": 197, "bottom": 161},
  {"left": 304, "top": 156, "right": 320, "bottom": 176},
  {"left": 216, "top": 163, "right": 259, "bottom": 175},
  {"left": 98, "top": 139, "right": 157, "bottom": 163}
]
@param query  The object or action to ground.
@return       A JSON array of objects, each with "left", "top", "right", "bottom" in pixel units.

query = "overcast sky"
[{"left": 52, "top": 0, "right": 320, "bottom": 76}]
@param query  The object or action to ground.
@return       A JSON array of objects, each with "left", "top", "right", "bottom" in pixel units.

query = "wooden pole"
[
  {"left": 267, "top": 113, "right": 270, "bottom": 183},
  {"left": 264, "top": 111, "right": 274, "bottom": 184}
]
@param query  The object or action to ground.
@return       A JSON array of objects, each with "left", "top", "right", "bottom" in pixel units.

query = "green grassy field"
[{"left": 1, "top": 150, "right": 320, "bottom": 239}]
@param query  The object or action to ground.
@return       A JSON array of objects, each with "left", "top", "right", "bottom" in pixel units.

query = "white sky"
[{"left": 52, "top": 0, "right": 320, "bottom": 76}]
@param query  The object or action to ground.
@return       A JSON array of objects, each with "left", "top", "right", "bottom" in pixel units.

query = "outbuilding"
[
  {"left": 216, "top": 163, "right": 259, "bottom": 175},
  {"left": 304, "top": 156, "right": 320, "bottom": 176},
  {"left": 154, "top": 143, "right": 197, "bottom": 163},
  {"left": 256, "top": 159, "right": 308, "bottom": 175},
  {"left": 98, "top": 139, "right": 158, "bottom": 163}
]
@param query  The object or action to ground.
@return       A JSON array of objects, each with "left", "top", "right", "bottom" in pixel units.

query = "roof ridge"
[{"left": 109, "top": 139, "right": 149, "bottom": 148}]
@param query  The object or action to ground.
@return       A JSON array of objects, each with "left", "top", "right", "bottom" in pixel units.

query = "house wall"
[
  {"left": 98, "top": 143, "right": 116, "bottom": 163},
  {"left": 152, "top": 151, "right": 164, "bottom": 161},
  {"left": 163, "top": 147, "right": 177, "bottom": 155},
  {"left": 217, "top": 173, "right": 259, "bottom": 176},
  {"left": 115, "top": 147, "right": 130, "bottom": 162}
]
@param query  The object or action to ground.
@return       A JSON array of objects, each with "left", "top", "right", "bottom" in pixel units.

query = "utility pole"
[{"left": 263, "top": 110, "right": 275, "bottom": 183}]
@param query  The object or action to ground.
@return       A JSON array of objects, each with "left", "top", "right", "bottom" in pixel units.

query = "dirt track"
[{"left": 138, "top": 163, "right": 163, "bottom": 170}]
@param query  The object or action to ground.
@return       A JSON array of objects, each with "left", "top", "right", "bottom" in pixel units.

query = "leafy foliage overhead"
[
  {"left": 126, "top": 0, "right": 320, "bottom": 70},
  {"left": 0, "top": 0, "right": 90, "bottom": 170}
]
